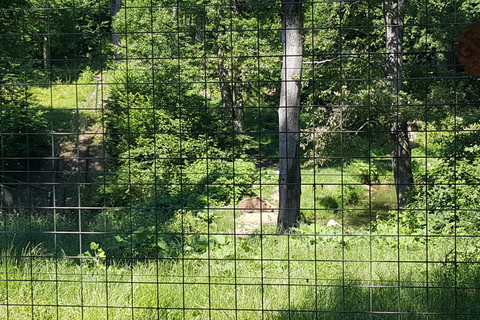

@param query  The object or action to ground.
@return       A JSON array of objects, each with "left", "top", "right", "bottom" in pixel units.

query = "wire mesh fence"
[{"left": 1, "top": 0, "right": 480, "bottom": 319}]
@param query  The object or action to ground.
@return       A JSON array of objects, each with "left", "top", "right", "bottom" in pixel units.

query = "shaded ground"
[{"left": 2, "top": 77, "right": 106, "bottom": 211}]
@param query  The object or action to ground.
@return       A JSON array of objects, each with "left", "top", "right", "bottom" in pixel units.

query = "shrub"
[
  {"left": 348, "top": 161, "right": 380, "bottom": 185},
  {"left": 183, "top": 158, "right": 258, "bottom": 207},
  {"left": 97, "top": 157, "right": 259, "bottom": 231},
  {"left": 405, "top": 130, "right": 480, "bottom": 235}
]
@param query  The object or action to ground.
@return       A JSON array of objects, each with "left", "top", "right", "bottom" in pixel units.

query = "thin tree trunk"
[
  {"left": 277, "top": 0, "right": 303, "bottom": 232},
  {"left": 218, "top": 45, "right": 244, "bottom": 132},
  {"left": 382, "top": 0, "right": 412, "bottom": 208},
  {"left": 111, "top": 0, "right": 122, "bottom": 58},
  {"left": 233, "top": 72, "right": 244, "bottom": 132},
  {"left": 42, "top": 5, "right": 51, "bottom": 77},
  {"left": 43, "top": 35, "right": 51, "bottom": 76},
  {"left": 218, "top": 51, "right": 234, "bottom": 120},
  {"left": 390, "top": 121, "right": 412, "bottom": 208},
  {"left": 172, "top": 6, "right": 178, "bottom": 21},
  {"left": 195, "top": 12, "right": 205, "bottom": 43}
]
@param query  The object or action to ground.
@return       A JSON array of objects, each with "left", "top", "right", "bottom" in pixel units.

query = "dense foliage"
[
  {"left": 0, "top": 74, "right": 50, "bottom": 171},
  {"left": 1, "top": 0, "right": 112, "bottom": 80},
  {"left": 1, "top": 0, "right": 480, "bottom": 265},
  {"left": 402, "top": 126, "right": 480, "bottom": 235},
  {"left": 1, "top": 0, "right": 113, "bottom": 174}
]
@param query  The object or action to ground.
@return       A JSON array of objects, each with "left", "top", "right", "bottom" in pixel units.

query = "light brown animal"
[{"left": 238, "top": 196, "right": 274, "bottom": 213}]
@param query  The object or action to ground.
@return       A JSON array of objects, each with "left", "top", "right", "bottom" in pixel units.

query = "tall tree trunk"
[
  {"left": 382, "top": 0, "right": 412, "bottom": 208},
  {"left": 390, "top": 121, "right": 412, "bottom": 207},
  {"left": 383, "top": 0, "right": 404, "bottom": 94},
  {"left": 215, "top": 3, "right": 243, "bottom": 132},
  {"left": 277, "top": 0, "right": 303, "bottom": 232}
]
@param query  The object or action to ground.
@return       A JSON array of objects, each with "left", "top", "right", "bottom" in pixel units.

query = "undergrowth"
[{"left": 1, "top": 225, "right": 479, "bottom": 320}]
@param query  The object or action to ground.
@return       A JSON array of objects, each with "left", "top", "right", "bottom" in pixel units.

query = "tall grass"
[{"left": 1, "top": 229, "right": 478, "bottom": 320}]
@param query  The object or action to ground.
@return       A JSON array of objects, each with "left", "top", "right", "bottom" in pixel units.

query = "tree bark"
[
  {"left": 172, "top": 6, "right": 178, "bottom": 21},
  {"left": 43, "top": 35, "right": 51, "bottom": 76},
  {"left": 111, "top": 0, "right": 122, "bottom": 58},
  {"left": 233, "top": 72, "right": 244, "bottom": 132},
  {"left": 383, "top": 0, "right": 404, "bottom": 94},
  {"left": 42, "top": 5, "right": 51, "bottom": 77},
  {"left": 277, "top": 0, "right": 303, "bottom": 232},
  {"left": 390, "top": 121, "right": 412, "bottom": 208},
  {"left": 218, "top": 41, "right": 244, "bottom": 132},
  {"left": 382, "top": 0, "right": 412, "bottom": 208},
  {"left": 218, "top": 50, "right": 235, "bottom": 120}
]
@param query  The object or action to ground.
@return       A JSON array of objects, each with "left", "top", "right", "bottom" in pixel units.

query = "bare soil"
[{"left": 234, "top": 210, "right": 279, "bottom": 235}]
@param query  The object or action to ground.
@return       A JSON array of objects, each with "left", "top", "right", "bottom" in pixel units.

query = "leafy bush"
[
  {"left": 81, "top": 242, "right": 106, "bottom": 272},
  {"left": 103, "top": 62, "right": 238, "bottom": 163},
  {"left": 105, "top": 220, "right": 236, "bottom": 259},
  {"left": 348, "top": 161, "right": 380, "bottom": 185},
  {"left": 98, "top": 157, "right": 258, "bottom": 231},
  {"left": 344, "top": 184, "right": 366, "bottom": 206},
  {"left": 182, "top": 158, "right": 258, "bottom": 207},
  {"left": 405, "top": 130, "right": 480, "bottom": 235}
]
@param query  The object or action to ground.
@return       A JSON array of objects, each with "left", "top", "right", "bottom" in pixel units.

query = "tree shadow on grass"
[{"left": 273, "top": 265, "right": 480, "bottom": 320}]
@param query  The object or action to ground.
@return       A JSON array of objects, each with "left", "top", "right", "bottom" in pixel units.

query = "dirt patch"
[{"left": 235, "top": 210, "right": 278, "bottom": 235}]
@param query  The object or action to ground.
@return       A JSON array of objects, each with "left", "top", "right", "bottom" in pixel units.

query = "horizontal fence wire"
[{"left": 1, "top": 0, "right": 480, "bottom": 319}]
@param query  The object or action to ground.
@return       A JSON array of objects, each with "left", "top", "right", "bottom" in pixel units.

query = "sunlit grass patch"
[{"left": 30, "top": 68, "right": 99, "bottom": 110}]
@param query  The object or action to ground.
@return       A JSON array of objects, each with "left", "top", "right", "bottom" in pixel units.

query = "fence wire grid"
[{"left": 1, "top": 0, "right": 480, "bottom": 319}]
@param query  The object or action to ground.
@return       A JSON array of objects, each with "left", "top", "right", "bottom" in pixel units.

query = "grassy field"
[
  {"left": 1, "top": 183, "right": 478, "bottom": 319},
  {"left": 3, "top": 166, "right": 476, "bottom": 319},
  {"left": 1, "top": 228, "right": 478, "bottom": 319}
]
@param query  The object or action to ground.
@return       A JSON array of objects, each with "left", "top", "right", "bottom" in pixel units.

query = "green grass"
[
  {"left": 251, "top": 164, "right": 397, "bottom": 226},
  {"left": 2, "top": 161, "right": 479, "bottom": 317},
  {"left": 30, "top": 81, "right": 95, "bottom": 110},
  {"left": 28, "top": 68, "right": 108, "bottom": 134},
  {"left": 30, "top": 68, "right": 99, "bottom": 110},
  {"left": 1, "top": 231, "right": 478, "bottom": 320},
  {"left": 299, "top": 166, "right": 397, "bottom": 224}
]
